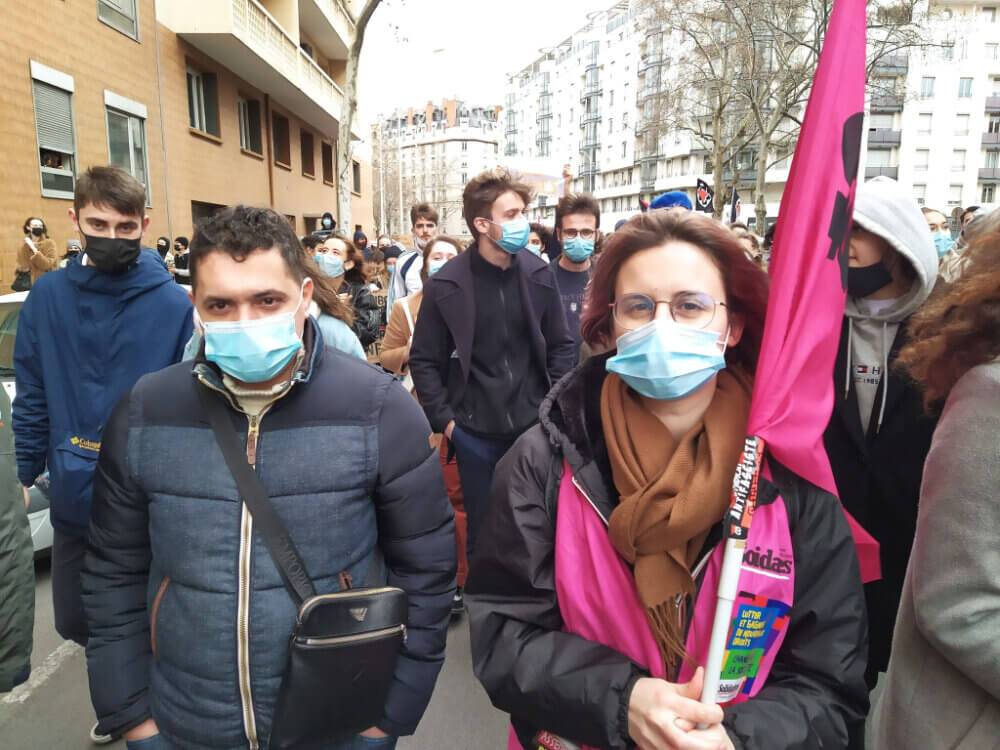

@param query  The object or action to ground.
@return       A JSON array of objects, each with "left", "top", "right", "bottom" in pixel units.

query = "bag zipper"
[
  {"left": 297, "top": 624, "right": 406, "bottom": 647},
  {"left": 297, "top": 587, "right": 404, "bottom": 623}
]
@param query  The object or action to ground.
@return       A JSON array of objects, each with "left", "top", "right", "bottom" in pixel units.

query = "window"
[
  {"left": 942, "top": 42, "right": 954, "bottom": 61},
  {"left": 959, "top": 78, "right": 973, "bottom": 98},
  {"left": 990, "top": 114, "right": 1000, "bottom": 134},
  {"left": 952, "top": 149, "right": 966, "bottom": 171},
  {"left": 186, "top": 66, "right": 219, "bottom": 137},
  {"left": 622, "top": 112, "right": 628, "bottom": 129},
  {"left": 954, "top": 114, "right": 970, "bottom": 136},
  {"left": 610, "top": 89, "right": 615, "bottom": 106},
  {"left": 913, "top": 184, "right": 926, "bottom": 205},
  {"left": 237, "top": 97, "right": 262, "bottom": 154},
  {"left": 870, "top": 113, "right": 894, "bottom": 129},
  {"left": 992, "top": 76, "right": 1000, "bottom": 96},
  {"left": 918, "top": 113, "right": 932, "bottom": 134},
  {"left": 920, "top": 77, "right": 935, "bottom": 99},
  {"left": 461, "top": 140, "right": 468, "bottom": 151},
  {"left": 948, "top": 184, "right": 963, "bottom": 206},
  {"left": 986, "top": 151, "right": 999, "bottom": 168},
  {"left": 608, "top": 118, "right": 614, "bottom": 133},
  {"left": 983, "top": 184, "right": 996, "bottom": 202},
  {"left": 351, "top": 160, "right": 361, "bottom": 194},
  {"left": 272, "top": 112, "right": 290, "bottom": 167},
  {"left": 984, "top": 6, "right": 997, "bottom": 21},
  {"left": 31, "top": 63, "right": 76, "bottom": 199},
  {"left": 300, "top": 130, "right": 315, "bottom": 177},
  {"left": 622, "top": 141, "right": 627, "bottom": 158},
  {"left": 98, "top": 0, "right": 138, "bottom": 39},
  {"left": 914, "top": 148, "right": 929, "bottom": 171},
  {"left": 105, "top": 94, "right": 149, "bottom": 204},
  {"left": 987, "top": 43, "right": 999, "bottom": 61},
  {"left": 322, "top": 142, "right": 334, "bottom": 185},
  {"left": 461, "top": 172, "right": 468, "bottom": 184},
  {"left": 867, "top": 148, "right": 891, "bottom": 167}
]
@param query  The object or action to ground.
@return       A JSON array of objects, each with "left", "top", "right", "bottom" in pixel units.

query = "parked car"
[{"left": 0, "top": 291, "right": 52, "bottom": 555}]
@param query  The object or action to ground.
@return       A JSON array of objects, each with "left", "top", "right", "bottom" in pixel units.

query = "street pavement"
[{"left": 0, "top": 559, "right": 510, "bottom": 749}]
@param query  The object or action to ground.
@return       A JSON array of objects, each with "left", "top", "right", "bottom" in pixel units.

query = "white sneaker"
[{"left": 90, "top": 721, "right": 114, "bottom": 745}]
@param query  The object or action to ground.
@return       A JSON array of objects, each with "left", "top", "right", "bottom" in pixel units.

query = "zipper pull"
[{"left": 338, "top": 571, "right": 353, "bottom": 591}]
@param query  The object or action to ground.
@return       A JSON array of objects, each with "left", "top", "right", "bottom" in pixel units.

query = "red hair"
[{"left": 580, "top": 209, "right": 770, "bottom": 374}]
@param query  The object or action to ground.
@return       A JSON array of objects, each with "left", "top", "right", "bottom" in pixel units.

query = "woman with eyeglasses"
[{"left": 466, "top": 209, "right": 867, "bottom": 750}]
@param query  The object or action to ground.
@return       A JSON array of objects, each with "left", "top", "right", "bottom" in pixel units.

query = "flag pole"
[{"left": 699, "top": 435, "right": 765, "bottom": 713}]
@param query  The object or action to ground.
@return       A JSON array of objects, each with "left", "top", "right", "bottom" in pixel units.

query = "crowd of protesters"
[{"left": 1, "top": 161, "right": 996, "bottom": 750}]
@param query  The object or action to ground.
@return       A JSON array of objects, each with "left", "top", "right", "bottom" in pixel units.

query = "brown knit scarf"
[{"left": 602, "top": 369, "right": 751, "bottom": 674}]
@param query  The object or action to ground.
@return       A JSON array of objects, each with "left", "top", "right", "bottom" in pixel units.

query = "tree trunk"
[
  {"left": 711, "top": 110, "right": 726, "bottom": 221},
  {"left": 336, "top": 0, "right": 384, "bottom": 233},
  {"left": 754, "top": 130, "right": 771, "bottom": 232}
]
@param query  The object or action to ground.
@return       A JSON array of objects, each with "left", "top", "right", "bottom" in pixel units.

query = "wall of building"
[
  {"left": 0, "top": 0, "right": 373, "bottom": 286},
  {"left": 0, "top": 0, "right": 167, "bottom": 282}
]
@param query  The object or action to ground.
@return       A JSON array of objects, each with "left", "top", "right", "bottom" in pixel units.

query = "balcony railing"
[
  {"left": 983, "top": 131, "right": 1000, "bottom": 148},
  {"left": 867, "top": 128, "right": 901, "bottom": 146},
  {"left": 580, "top": 83, "right": 603, "bottom": 101},
  {"left": 536, "top": 108, "right": 552, "bottom": 122},
  {"left": 577, "top": 162, "right": 600, "bottom": 178},
  {"left": 978, "top": 167, "right": 1000, "bottom": 182},
  {"left": 870, "top": 93, "right": 904, "bottom": 112},
  {"left": 986, "top": 96, "right": 1000, "bottom": 113},
  {"left": 580, "top": 136, "right": 602, "bottom": 151},
  {"left": 580, "top": 109, "right": 602, "bottom": 126},
  {"left": 873, "top": 54, "right": 909, "bottom": 76},
  {"left": 865, "top": 166, "right": 899, "bottom": 179}
]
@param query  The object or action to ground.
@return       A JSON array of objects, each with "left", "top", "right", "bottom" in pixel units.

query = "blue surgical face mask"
[
  {"left": 427, "top": 258, "right": 447, "bottom": 276},
  {"left": 526, "top": 242, "right": 544, "bottom": 256},
  {"left": 606, "top": 318, "right": 728, "bottom": 401},
  {"left": 563, "top": 236, "right": 595, "bottom": 263},
  {"left": 487, "top": 216, "right": 531, "bottom": 254},
  {"left": 933, "top": 231, "right": 953, "bottom": 259},
  {"left": 313, "top": 253, "right": 344, "bottom": 278},
  {"left": 203, "top": 284, "right": 307, "bottom": 383}
]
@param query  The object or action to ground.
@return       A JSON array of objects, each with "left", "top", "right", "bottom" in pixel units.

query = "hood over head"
[{"left": 848, "top": 176, "right": 938, "bottom": 323}]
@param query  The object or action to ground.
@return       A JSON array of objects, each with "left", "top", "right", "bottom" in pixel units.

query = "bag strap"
[
  {"left": 198, "top": 385, "right": 316, "bottom": 606},
  {"left": 400, "top": 253, "right": 418, "bottom": 288},
  {"left": 401, "top": 297, "right": 415, "bottom": 339}
]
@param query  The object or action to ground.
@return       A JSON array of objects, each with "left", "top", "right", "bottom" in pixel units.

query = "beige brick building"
[{"left": 0, "top": 0, "right": 374, "bottom": 285}]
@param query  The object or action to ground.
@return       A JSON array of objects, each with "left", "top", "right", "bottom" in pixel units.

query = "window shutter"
[{"left": 33, "top": 80, "right": 75, "bottom": 154}]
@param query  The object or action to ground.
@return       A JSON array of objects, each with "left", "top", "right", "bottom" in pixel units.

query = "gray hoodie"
[{"left": 847, "top": 177, "right": 938, "bottom": 432}]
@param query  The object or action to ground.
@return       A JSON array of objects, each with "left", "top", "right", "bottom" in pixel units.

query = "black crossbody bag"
[{"left": 200, "top": 386, "right": 408, "bottom": 750}]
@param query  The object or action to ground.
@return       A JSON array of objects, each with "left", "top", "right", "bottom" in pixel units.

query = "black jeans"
[
  {"left": 449, "top": 426, "right": 515, "bottom": 563},
  {"left": 51, "top": 528, "right": 89, "bottom": 646}
]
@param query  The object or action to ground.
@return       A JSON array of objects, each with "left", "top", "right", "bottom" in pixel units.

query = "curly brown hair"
[{"left": 897, "top": 211, "right": 1000, "bottom": 409}]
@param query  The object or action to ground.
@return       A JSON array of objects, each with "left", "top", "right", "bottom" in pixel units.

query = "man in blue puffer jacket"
[
  {"left": 81, "top": 205, "right": 456, "bottom": 750},
  {"left": 14, "top": 166, "right": 193, "bottom": 639},
  {"left": 13, "top": 166, "right": 193, "bottom": 744}
]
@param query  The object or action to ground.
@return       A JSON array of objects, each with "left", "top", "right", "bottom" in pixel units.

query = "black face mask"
[
  {"left": 847, "top": 261, "right": 893, "bottom": 298},
  {"left": 84, "top": 234, "right": 142, "bottom": 273},
  {"left": 30, "top": 227, "right": 43, "bottom": 237},
  {"left": 156, "top": 243, "right": 169, "bottom": 258}
]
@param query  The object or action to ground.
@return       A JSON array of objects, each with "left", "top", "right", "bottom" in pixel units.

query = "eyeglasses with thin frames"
[{"left": 610, "top": 291, "right": 727, "bottom": 330}]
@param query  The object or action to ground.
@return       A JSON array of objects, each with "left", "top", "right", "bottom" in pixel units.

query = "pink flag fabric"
[{"left": 748, "top": 0, "right": 880, "bottom": 582}]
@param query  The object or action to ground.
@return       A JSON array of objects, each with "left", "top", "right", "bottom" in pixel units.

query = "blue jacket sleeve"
[
  {"left": 373, "top": 381, "right": 456, "bottom": 736},
  {"left": 13, "top": 293, "right": 48, "bottom": 487},
  {"left": 81, "top": 393, "right": 154, "bottom": 737}
]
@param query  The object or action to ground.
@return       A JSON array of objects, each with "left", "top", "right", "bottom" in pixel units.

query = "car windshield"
[{"left": 0, "top": 302, "right": 21, "bottom": 378}]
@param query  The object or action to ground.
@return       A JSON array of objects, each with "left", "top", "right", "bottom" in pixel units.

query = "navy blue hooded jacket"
[{"left": 13, "top": 248, "right": 193, "bottom": 537}]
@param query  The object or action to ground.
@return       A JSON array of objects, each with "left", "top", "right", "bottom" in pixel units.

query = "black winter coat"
[
  {"left": 341, "top": 268, "right": 380, "bottom": 349},
  {"left": 409, "top": 242, "right": 576, "bottom": 434},
  {"left": 466, "top": 356, "right": 869, "bottom": 750},
  {"left": 823, "top": 319, "right": 938, "bottom": 684}
]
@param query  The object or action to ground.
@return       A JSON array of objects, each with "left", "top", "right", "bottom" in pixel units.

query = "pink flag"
[{"left": 748, "top": 0, "right": 880, "bottom": 582}]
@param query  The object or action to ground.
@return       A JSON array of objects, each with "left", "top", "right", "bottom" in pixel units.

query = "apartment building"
[
  {"left": 1, "top": 0, "right": 373, "bottom": 286},
  {"left": 374, "top": 100, "right": 501, "bottom": 239},
  {"left": 868, "top": 1, "right": 1000, "bottom": 221},
  {"left": 504, "top": 3, "right": 645, "bottom": 230}
]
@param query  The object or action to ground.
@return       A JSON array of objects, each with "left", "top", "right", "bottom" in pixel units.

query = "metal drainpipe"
[
  {"left": 264, "top": 94, "right": 275, "bottom": 208},
  {"left": 152, "top": 14, "right": 174, "bottom": 237}
]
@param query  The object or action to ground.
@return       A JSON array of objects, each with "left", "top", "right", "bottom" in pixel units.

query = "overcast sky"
[{"left": 357, "top": 0, "right": 618, "bottom": 124}]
